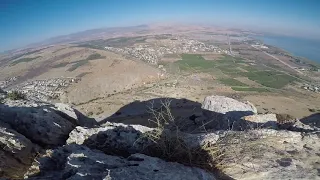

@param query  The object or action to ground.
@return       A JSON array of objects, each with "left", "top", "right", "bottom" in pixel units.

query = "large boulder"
[
  {"left": 201, "top": 96, "right": 257, "bottom": 114},
  {"left": 200, "top": 96, "right": 257, "bottom": 130},
  {"left": 26, "top": 144, "right": 216, "bottom": 180},
  {"left": 0, "top": 121, "right": 38, "bottom": 179},
  {"left": 0, "top": 100, "right": 76, "bottom": 146}
]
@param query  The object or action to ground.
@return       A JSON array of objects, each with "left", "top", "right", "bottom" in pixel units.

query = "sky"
[{"left": 0, "top": 0, "right": 320, "bottom": 51}]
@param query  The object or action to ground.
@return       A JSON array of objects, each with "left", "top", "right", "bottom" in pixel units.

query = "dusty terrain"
[{"left": 1, "top": 24, "right": 320, "bottom": 123}]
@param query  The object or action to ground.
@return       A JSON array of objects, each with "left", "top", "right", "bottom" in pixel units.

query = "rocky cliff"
[{"left": 0, "top": 92, "right": 319, "bottom": 180}]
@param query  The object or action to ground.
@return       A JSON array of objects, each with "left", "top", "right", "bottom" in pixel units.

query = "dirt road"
[{"left": 252, "top": 46, "right": 303, "bottom": 74}]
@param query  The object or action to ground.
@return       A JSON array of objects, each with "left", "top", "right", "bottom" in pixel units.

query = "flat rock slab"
[
  {"left": 26, "top": 144, "right": 216, "bottom": 180},
  {"left": 0, "top": 100, "right": 76, "bottom": 146}
]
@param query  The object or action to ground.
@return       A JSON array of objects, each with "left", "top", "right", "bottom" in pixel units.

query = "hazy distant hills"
[
  {"left": 25, "top": 23, "right": 238, "bottom": 49},
  {"left": 27, "top": 25, "right": 151, "bottom": 48}
]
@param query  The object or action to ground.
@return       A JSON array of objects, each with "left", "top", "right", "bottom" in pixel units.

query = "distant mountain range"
[
  {"left": 9, "top": 23, "right": 248, "bottom": 54},
  {"left": 26, "top": 25, "right": 151, "bottom": 48}
]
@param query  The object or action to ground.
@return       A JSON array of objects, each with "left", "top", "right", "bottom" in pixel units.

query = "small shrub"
[
  {"left": 143, "top": 99, "right": 223, "bottom": 172},
  {"left": 143, "top": 129, "right": 221, "bottom": 171},
  {"left": 7, "top": 91, "right": 26, "bottom": 100},
  {"left": 87, "top": 111, "right": 93, "bottom": 116},
  {"left": 276, "top": 113, "right": 296, "bottom": 124},
  {"left": 308, "top": 108, "right": 316, "bottom": 112},
  {"left": 96, "top": 111, "right": 103, "bottom": 115}
]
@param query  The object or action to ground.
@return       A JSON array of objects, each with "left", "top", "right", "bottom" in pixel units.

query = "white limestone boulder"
[{"left": 200, "top": 96, "right": 257, "bottom": 130}]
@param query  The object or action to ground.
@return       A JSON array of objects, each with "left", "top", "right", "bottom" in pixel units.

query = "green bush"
[
  {"left": 7, "top": 91, "right": 26, "bottom": 100},
  {"left": 67, "top": 60, "right": 89, "bottom": 71},
  {"left": 86, "top": 53, "right": 105, "bottom": 60}
]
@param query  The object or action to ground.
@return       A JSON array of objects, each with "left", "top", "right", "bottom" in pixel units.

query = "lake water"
[{"left": 252, "top": 35, "right": 320, "bottom": 64}]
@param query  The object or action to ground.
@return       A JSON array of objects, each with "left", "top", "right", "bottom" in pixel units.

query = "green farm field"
[{"left": 171, "top": 54, "right": 299, "bottom": 91}]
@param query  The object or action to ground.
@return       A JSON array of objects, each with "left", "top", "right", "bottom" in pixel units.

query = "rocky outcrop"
[
  {"left": 0, "top": 122, "right": 38, "bottom": 179},
  {"left": 1, "top": 95, "right": 319, "bottom": 180},
  {"left": 0, "top": 99, "right": 86, "bottom": 178},
  {"left": 220, "top": 129, "right": 320, "bottom": 180},
  {"left": 201, "top": 96, "right": 257, "bottom": 114},
  {"left": 199, "top": 95, "right": 257, "bottom": 130},
  {"left": 67, "top": 122, "right": 222, "bottom": 158},
  {"left": 26, "top": 144, "right": 216, "bottom": 180},
  {"left": 235, "top": 113, "right": 278, "bottom": 130},
  {"left": 0, "top": 102, "right": 76, "bottom": 146},
  {"left": 67, "top": 123, "right": 153, "bottom": 156},
  {"left": 53, "top": 103, "right": 98, "bottom": 127}
]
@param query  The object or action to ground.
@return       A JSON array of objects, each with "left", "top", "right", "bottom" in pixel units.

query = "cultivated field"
[{"left": 1, "top": 28, "right": 320, "bottom": 121}]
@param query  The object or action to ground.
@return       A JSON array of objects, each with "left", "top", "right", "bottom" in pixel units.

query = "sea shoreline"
[{"left": 250, "top": 35, "right": 320, "bottom": 64}]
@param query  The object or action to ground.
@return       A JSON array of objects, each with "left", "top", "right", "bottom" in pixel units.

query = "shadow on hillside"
[
  {"left": 99, "top": 98, "right": 205, "bottom": 132},
  {"left": 300, "top": 113, "right": 320, "bottom": 128},
  {"left": 99, "top": 97, "right": 278, "bottom": 132}
]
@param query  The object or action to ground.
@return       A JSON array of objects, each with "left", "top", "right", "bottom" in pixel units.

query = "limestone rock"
[
  {"left": 277, "top": 113, "right": 319, "bottom": 133},
  {"left": 237, "top": 113, "right": 278, "bottom": 130},
  {"left": 200, "top": 96, "right": 257, "bottom": 130},
  {"left": 243, "top": 114, "right": 277, "bottom": 123},
  {"left": 26, "top": 144, "right": 216, "bottom": 180},
  {"left": 201, "top": 95, "right": 257, "bottom": 114},
  {"left": 286, "top": 120, "right": 320, "bottom": 133},
  {"left": 53, "top": 103, "right": 98, "bottom": 127},
  {"left": 0, "top": 101, "right": 76, "bottom": 146},
  {"left": 2, "top": 99, "right": 48, "bottom": 108},
  {"left": 67, "top": 122, "right": 223, "bottom": 161},
  {"left": 182, "top": 131, "right": 222, "bottom": 148},
  {"left": 0, "top": 121, "right": 38, "bottom": 179},
  {"left": 67, "top": 123, "right": 154, "bottom": 156},
  {"left": 220, "top": 129, "right": 320, "bottom": 180},
  {"left": 53, "top": 103, "right": 79, "bottom": 123},
  {"left": 0, "top": 89, "right": 6, "bottom": 100}
]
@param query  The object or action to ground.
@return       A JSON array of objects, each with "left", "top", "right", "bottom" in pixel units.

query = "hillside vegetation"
[
  {"left": 52, "top": 53, "right": 106, "bottom": 71},
  {"left": 11, "top": 56, "right": 42, "bottom": 66}
]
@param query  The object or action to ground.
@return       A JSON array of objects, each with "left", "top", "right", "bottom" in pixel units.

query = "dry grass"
[
  {"left": 216, "top": 131, "right": 267, "bottom": 166},
  {"left": 142, "top": 98, "right": 223, "bottom": 172},
  {"left": 276, "top": 113, "right": 296, "bottom": 124}
]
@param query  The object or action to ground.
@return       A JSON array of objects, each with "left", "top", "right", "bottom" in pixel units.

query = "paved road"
[{"left": 252, "top": 46, "right": 303, "bottom": 74}]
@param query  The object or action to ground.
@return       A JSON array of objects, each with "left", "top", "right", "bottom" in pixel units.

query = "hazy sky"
[{"left": 1, "top": 0, "right": 320, "bottom": 51}]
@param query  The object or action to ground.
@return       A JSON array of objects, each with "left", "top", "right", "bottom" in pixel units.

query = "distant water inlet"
[{"left": 252, "top": 35, "right": 320, "bottom": 64}]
